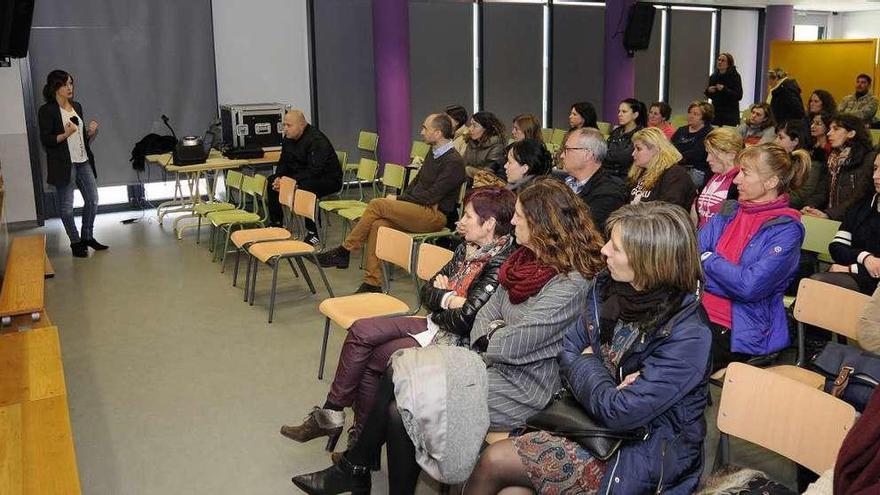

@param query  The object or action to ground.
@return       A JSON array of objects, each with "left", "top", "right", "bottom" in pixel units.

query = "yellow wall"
[{"left": 768, "top": 38, "right": 878, "bottom": 107}]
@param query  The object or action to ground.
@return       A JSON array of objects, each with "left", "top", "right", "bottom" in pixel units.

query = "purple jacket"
[{"left": 698, "top": 201, "right": 804, "bottom": 355}]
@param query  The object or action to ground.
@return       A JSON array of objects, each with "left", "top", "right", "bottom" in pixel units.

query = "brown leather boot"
[{"left": 280, "top": 407, "right": 344, "bottom": 451}]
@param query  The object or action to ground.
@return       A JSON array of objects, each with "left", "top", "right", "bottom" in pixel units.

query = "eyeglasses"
[{"left": 561, "top": 146, "right": 589, "bottom": 154}]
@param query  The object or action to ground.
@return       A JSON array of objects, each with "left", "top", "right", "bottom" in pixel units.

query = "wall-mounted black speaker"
[
  {"left": 0, "top": 0, "right": 35, "bottom": 58},
  {"left": 623, "top": 3, "right": 655, "bottom": 57}
]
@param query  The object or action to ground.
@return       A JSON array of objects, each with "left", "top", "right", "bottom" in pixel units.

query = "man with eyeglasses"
[{"left": 558, "top": 127, "right": 628, "bottom": 231}]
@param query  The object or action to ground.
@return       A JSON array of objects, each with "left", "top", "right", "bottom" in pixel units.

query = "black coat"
[
  {"left": 605, "top": 125, "right": 640, "bottom": 179},
  {"left": 671, "top": 124, "right": 713, "bottom": 175},
  {"left": 770, "top": 78, "right": 806, "bottom": 124},
  {"left": 38, "top": 100, "right": 96, "bottom": 187},
  {"left": 276, "top": 124, "right": 342, "bottom": 197},
  {"left": 573, "top": 167, "right": 628, "bottom": 232},
  {"left": 829, "top": 193, "right": 880, "bottom": 294},
  {"left": 419, "top": 239, "right": 515, "bottom": 339},
  {"left": 705, "top": 68, "right": 744, "bottom": 126},
  {"left": 807, "top": 145, "right": 876, "bottom": 221}
]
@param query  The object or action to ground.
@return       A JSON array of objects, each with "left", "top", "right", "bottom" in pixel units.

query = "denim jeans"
[{"left": 56, "top": 162, "right": 99, "bottom": 244}]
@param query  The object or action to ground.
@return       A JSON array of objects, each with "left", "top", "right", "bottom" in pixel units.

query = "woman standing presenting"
[
  {"left": 705, "top": 52, "right": 744, "bottom": 126},
  {"left": 38, "top": 69, "right": 106, "bottom": 257}
]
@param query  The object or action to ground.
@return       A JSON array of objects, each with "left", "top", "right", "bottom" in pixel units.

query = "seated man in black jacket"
[
  {"left": 268, "top": 110, "right": 342, "bottom": 240},
  {"left": 558, "top": 127, "right": 628, "bottom": 231},
  {"left": 318, "top": 113, "right": 467, "bottom": 293}
]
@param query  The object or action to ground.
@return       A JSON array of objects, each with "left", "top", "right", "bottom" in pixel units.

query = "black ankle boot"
[
  {"left": 71, "top": 242, "right": 88, "bottom": 258},
  {"left": 291, "top": 455, "right": 371, "bottom": 495},
  {"left": 83, "top": 238, "right": 109, "bottom": 250}
]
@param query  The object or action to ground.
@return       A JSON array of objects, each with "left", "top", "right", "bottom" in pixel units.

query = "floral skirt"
[{"left": 512, "top": 431, "right": 607, "bottom": 494}]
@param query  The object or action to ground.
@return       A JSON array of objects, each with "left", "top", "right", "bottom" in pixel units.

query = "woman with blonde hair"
[
  {"left": 292, "top": 177, "right": 605, "bottom": 494},
  {"left": 695, "top": 127, "right": 744, "bottom": 226},
  {"left": 629, "top": 127, "right": 696, "bottom": 210},
  {"left": 464, "top": 202, "right": 711, "bottom": 494},
  {"left": 700, "top": 143, "right": 809, "bottom": 370}
]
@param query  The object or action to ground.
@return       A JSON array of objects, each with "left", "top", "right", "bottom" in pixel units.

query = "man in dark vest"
[{"left": 268, "top": 109, "right": 342, "bottom": 242}]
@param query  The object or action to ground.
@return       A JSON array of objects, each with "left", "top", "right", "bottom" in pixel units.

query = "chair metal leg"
[
  {"left": 268, "top": 261, "right": 279, "bottom": 323},
  {"left": 285, "top": 258, "right": 300, "bottom": 278},
  {"left": 319, "top": 318, "right": 331, "bottom": 379},
  {"left": 295, "top": 257, "right": 317, "bottom": 294},
  {"left": 243, "top": 254, "right": 252, "bottom": 302},
  {"left": 312, "top": 255, "right": 335, "bottom": 298},
  {"left": 233, "top": 248, "right": 241, "bottom": 287},
  {"left": 196, "top": 217, "right": 202, "bottom": 244},
  {"left": 796, "top": 321, "right": 806, "bottom": 367},
  {"left": 209, "top": 225, "right": 216, "bottom": 252},
  {"left": 249, "top": 259, "right": 259, "bottom": 306},
  {"left": 714, "top": 433, "right": 730, "bottom": 472},
  {"left": 219, "top": 228, "right": 233, "bottom": 272}
]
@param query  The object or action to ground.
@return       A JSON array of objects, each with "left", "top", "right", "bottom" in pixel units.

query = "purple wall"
[
  {"left": 372, "top": 0, "right": 412, "bottom": 166},
  {"left": 602, "top": 0, "right": 636, "bottom": 123},
  {"left": 762, "top": 5, "right": 794, "bottom": 99}
]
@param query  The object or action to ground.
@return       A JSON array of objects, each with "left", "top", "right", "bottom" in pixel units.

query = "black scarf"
[{"left": 598, "top": 280, "right": 683, "bottom": 345}]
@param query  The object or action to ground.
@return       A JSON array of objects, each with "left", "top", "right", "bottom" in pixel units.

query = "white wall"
[
  {"left": 719, "top": 9, "right": 760, "bottom": 111},
  {"left": 211, "top": 0, "right": 312, "bottom": 119},
  {"left": 827, "top": 11, "right": 880, "bottom": 39},
  {"left": 0, "top": 61, "right": 37, "bottom": 224}
]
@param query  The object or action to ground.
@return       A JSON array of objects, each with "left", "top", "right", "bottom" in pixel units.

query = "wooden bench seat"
[
  {"left": 0, "top": 327, "right": 67, "bottom": 407},
  {"left": 0, "top": 236, "right": 47, "bottom": 327}
]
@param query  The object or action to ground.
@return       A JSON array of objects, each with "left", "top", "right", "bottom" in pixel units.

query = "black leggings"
[{"left": 346, "top": 371, "right": 422, "bottom": 495}]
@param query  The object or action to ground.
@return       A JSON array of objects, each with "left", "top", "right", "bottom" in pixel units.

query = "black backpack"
[{"left": 130, "top": 134, "right": 177, "bottom": 171}]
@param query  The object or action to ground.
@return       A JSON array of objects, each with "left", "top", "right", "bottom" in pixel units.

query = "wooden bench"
[
  {"left": 0, "top": 327, "right": 81, "bottom": 494},
  {"left": 0, "top": 236, "right": 47, "bottom": 327}
]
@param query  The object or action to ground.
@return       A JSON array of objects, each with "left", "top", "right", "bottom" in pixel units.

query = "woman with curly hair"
[
  {"left": 464, "top": 111, "right": 507, "bottom": 178},
  {"left": 292, "top": 177, "right": 606, "bottom": 495},
  {"left": 629, "top": 127, "right": 697, "bottom": 210}
]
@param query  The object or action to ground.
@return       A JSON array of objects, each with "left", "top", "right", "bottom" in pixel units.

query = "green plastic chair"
[
  {"left": 870, "top": 129, "right": 880, "bottom": 147},
  {"left": 540, "top": 128, "right": 554, "bottom": 143},
  {"left": 670, "top": 114, "right": 688, "bottom": 129},
  {"left": 206, "top": 173, "right": 268, "bottom": 270},
  {"left": 551, "top": 128, "right": 567, "bottom": 147},
  {"left": 320, "top": 158, "right": 379, "bottom": 211},
  {"left": 335, "top": 163, "right": 408, "bottom": 239},
  {"left": 407, "top": 167, "right": 419, "bottom": 186},
  {"left": 342, "top": 131, "right": 379, "bottom": 194},
  {"left": 801, "top": 215, "right": 841, "bottom": 264},
  {"left": 410, "top": 141, "right": 430, "bottom": 163},
  {"left": 597, "top": 121, "right": 611, "bottom": 137},
  {"left": 193, "top": 170, "right": 245, "bottom": 244}
]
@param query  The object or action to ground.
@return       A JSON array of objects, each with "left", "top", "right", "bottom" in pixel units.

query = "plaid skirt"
[{"left": 513, "top": 431, "right": 607, "bottom": 494}]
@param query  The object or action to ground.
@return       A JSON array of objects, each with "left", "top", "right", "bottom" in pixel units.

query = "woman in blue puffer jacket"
[
  {"left": 699, "top": 143, "right": 809, "bottom": 371},
  {"left": 464, "top": 202, "right": 711, "bottom": 494}
]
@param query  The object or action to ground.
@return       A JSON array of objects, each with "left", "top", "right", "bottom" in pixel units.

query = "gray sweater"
[{"left": 471, "top": 272, "right": 591, "bottom": 429}]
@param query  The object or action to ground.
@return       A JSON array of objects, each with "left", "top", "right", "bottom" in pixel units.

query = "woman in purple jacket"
[
  {"left": 464, "top": 202, "right": 710, "bottom": 494},
  {"left": 699, "top": 143, "right": 809, "bottom": 371}
]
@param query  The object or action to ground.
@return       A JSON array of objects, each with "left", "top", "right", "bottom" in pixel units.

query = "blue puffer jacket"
[
  {"left": 559, "top": 273, "right": 712, "bottom": 494},
  {"left": 698, "top": 200, "right": 804, "bottom": 355}
]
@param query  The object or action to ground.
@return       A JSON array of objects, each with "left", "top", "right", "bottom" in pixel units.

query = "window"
[{"left": 794, "top": 25, "right": 822, "bottom": 41}]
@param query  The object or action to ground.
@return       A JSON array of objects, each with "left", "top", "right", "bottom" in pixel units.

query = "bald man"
[{"left": 268, "top": 110, "right": 342, "bottom": 239}]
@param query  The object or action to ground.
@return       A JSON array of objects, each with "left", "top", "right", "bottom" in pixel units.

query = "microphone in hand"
[{"left": 70, "top": 116, "right": 80, "bottom": 126}]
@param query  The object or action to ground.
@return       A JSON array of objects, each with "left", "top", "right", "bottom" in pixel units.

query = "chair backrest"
[
  {"left": 410, "top": 141, "right": 430, "bottom": 161},
  {"left": 551, "top": 128, "right": 567, "bottom": 147},
  {"left": 596, "top": 121, "right": 611, "bottom": 136},
  {"left": 717, "top": 362, "right": 856, "bottom": 474},
  {"left": 293, "top": 189, "right": 318, "bottom": 222},
  {"left": 357, "top": 131, "right": 379, "bottom": 154},
  {"left": 226, "top": 170, "right": 245, "bottom": 191},
  {"left": 356, "top": 158, "right": 379, "bottom": 182},
  {"left": 376, "top": 226, "right": 414, "bottom": 273},
  {"left": 794, "top": 278, "right": 871, "bottom": 342},
  {"left": 381, "top": 163, "right": 406, "bottom": 192},
  {"left": 241, "top": 173, "right": 268, "bottom": 216},
  {"left": 800, "top": 215, "right": 841, "bottom": 256},
  {"left": 670, "top": 114, "right": 688, "bottom": 129},
  {"left": 540, "top": 128, "right": 554, "bottom": 142},
  {"left": 335, "top": 150, "right": 348, "bottom": 170},
  {"left": 407, "top": 167, "right": 420, "bottom": 185},
  {"left": 416, "top": 243, "right": 454, "bottom": 281},
  {"left": 278, "top": 177, "right": 297, "bottom": 210},
  {"left": 870, "top": 129, "right": 880, "bottom": 147}
]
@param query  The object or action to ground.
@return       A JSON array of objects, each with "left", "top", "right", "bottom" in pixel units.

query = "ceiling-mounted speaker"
[{"left": 623, "top": 3, "right": 656, "bottom": 57}]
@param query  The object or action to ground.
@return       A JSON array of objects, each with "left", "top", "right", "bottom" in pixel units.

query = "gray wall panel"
[
  {"left": 28, "top": 0, "right": 218, "bottom": 187},
  {"left": 409, "top": 1, "right": 473, "bottom": 141},
  {"left": 552, "top": 5, "right": 604, "bottom": 130},
  {"left": 483, "top": 3, "right": 543, "bottom": 130},
  {"left": 668, "top": 10, "right": 713, "bottom": 116},
  {"left": 314, "top": 0, "right": 376, "bottom": 159}
]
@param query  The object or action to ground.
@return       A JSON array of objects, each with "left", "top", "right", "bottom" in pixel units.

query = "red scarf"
[
  {"left": 498, "top": 246, "right": 558, "bottom": 304},
  {"left": 703, "top": 195, "right": 800, "bottom": 328}
]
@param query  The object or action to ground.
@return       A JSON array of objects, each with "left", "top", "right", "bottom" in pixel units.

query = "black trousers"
[
  {"left": 266, "top": 174, "right": 339, "bottom": 230},
  {"left": 710, "top": 323, "right": 753, "bottom": 373}
]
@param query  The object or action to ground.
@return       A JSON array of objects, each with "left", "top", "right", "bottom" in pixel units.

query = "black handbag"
[
  {"left": 810, "top": 342, "right": 880, "bottom": 412},
  {"left": 524, "top": 388, "right": 648, "bottom": 461}
]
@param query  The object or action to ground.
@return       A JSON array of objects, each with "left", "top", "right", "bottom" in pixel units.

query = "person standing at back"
[
  {"left": 37, "top": 69, "right": 106, "bottom": 257},
  {"left": 767, "top": 68, "right": 805, "bottom": 124},
  {"left": 705, "top": 52, "right": 744, "bottom": 126}
]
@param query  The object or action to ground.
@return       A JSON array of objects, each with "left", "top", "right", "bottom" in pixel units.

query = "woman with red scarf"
[
  {"left": 291, "top": 178, "right": 606, "bottom": 495},
  {"left": 699, "top": 143, "right": 809, "bottom": 371},
  {"left": 280, "top": 187, "right": 517, "bottom": 452}
]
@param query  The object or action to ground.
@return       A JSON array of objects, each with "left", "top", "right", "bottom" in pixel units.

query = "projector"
[{"left": 174, "top": 136, "right": 208, "bottom": 165}]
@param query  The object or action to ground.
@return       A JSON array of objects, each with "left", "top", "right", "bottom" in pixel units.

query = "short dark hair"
[
  {"left": 508, "top": 139, "right": 552, "bottom": 178},
  {"left": 857, "top": 73, "right": 873, "bottom": 85},
  {"left": 445, "top": 104, "right": 469, "bottom": 129},
  {"left": 464, "top": 186, "right": 516, "bottom": 237},
  {"left": 43, "top": 69, "right": 72, "bottom": 103},
  {"left": 431, "top": 113, "right": 455, "bottom": 139},
  {"left": 777, "top": 119, "right": 811, "bottom": 151},
  {"left": 621, "top": 98, "right": 648, "bottom": 128},
  {"left": 570, "top": 102, "right": 598, "bottom": 129},
  {"left": 650, "top": 101, "right": 672, "bottom": 121}
]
